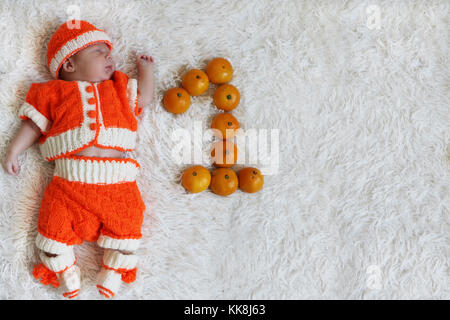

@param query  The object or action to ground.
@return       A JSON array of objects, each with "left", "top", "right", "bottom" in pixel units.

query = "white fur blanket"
[{"left": 0, "top": 0, "right": 448, "bottom": 299}]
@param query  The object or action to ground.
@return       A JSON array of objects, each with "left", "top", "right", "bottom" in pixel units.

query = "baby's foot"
[
  {"left": 96, "top": 250, "right": 138, "bottom": 299},
  {"left": 60, "top": 265, "right": 81, "bottom": 299},
  {"left": 96, "top": 268, "right": 122, "bottom": 298},
  {"left": 34, "top": 250, "right": 80, "bottom": 299}
]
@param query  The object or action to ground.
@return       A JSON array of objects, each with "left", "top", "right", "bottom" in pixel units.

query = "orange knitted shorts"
[{"left": 35, "top": 155, "right": 146, "bottom": 254}]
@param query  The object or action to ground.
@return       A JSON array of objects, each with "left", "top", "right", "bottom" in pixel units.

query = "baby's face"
[{"left": 70, "top": 43, "right": 116, "bottom": 82}]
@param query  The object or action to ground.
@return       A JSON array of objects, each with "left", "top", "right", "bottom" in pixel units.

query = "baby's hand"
[
  {"left": 136, "top": 54, "right": 154, "bottom": 72},
  {"left": 2, "top": 151, "right": 20, "bottom": 176}
]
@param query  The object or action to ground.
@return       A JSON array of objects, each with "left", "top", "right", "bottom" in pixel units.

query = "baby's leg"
[
  {"left": 96, "top": 248, "right": 139, "bottom": 298},
  {"left": 33, "top": 173, "right": 84, "bottom": 298},
  {"left": 92, "top": 157, "right": 145, "bottom": 298}
]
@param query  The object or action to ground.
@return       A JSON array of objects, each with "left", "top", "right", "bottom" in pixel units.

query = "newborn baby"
[{"left": 2, "top": 20, "right": 155, "bottom": 299}]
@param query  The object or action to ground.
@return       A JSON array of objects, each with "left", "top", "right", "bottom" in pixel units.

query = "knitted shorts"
[{"left": 35, "top": 155, "right": 146, "bottom": 254}]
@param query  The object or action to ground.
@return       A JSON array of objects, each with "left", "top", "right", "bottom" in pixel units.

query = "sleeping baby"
[{"left": 2, "top": 20, "right": 154, "bottom": 299}]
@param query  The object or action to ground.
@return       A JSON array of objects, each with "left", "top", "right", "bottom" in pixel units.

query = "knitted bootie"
[
  {"left": 96, "top": 249, "right": 138, "bottom": 298},
  {"left": 34, "top": 249, "right": 80, "bottom": 299}
]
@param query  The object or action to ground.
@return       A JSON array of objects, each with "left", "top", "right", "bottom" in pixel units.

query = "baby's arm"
[
  {"left": 136, "top": 54, "right": 155, "bottom": 108},
  {"left": 2, "top": 119, "right": 41, "bottom": 176}
]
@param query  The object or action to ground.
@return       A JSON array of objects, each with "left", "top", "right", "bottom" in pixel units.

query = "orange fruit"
[
  {"left": 163, "top": 87, "right": 191, "bottom": 114},
  {"left": 211, "top": 140, "right": 238, "bottom": 168},
  {"left": 211, "top": 112, "right": 240, "bottom": 140},
  {"left": 181, "top": 69, "right": 209, "bottom": 96},
  {"left": 181, "top": 165, "right": 211, "bottom": 193},
  {"left": 206, "top": 58, "right": 233, "bottom": 84},
  {"left": 210, "top": 168, "right": 238, "bottom": 196},
  {"left": 238, "top": 167, "right": 264, "bottom": 193},
  {"left": 213, "top": 84, "right": 240, "bottom": 111}
]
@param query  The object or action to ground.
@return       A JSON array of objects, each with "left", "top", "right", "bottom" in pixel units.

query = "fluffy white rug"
[{"left": 0, "top": 0, "right": 448, "bottom": 300}]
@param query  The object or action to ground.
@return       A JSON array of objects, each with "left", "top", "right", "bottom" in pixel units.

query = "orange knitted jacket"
[{"left": 18, "top": 70, "right": 143, "bottom": 161}]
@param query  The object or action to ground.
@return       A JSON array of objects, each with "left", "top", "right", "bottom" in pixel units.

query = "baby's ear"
[{"left": 61, "top": 57, "right": 76, "bottom": 73}]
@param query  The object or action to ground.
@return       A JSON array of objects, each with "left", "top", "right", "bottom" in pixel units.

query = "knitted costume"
[
  {"left": 36, "top": 155, "right": 145, "bottom": 252},
  {"left": 20, "top": 20, "right": 145, "bottom": 299},
  {"left": 18, "top": 71, "right": 143, "bottom": 161}
]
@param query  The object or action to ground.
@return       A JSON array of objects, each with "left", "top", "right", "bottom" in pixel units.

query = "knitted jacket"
[{"left": 18, "top": 70, "right": 143, "bottom": 161}]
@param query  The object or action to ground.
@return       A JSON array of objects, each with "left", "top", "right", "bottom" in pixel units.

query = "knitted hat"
[{"left": 47, "top": 20, "right": 113, "bottom": 79}]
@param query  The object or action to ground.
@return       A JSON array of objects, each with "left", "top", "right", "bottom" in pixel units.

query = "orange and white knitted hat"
[{"left": 47, "top": 20, "right": 113, "bottom": 79}]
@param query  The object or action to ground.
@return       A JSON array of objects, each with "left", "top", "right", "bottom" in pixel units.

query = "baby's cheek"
[{"left": 91, "top": 62, "right": 105, "bottom": 76}]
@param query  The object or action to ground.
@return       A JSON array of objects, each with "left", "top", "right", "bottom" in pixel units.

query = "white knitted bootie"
[{"left": 96, "top": 249, "right": 138, "bottom": 299}]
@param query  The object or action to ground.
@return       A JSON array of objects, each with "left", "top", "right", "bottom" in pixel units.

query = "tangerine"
[
  {"left": 181, "top": 69, "right": 209, "bottom": 96},
  {"left": 163, "top": 87, "right": 191, "bottom": 114},
  {"left": 238, "top": 167, "right": 264, "bottom": 193},
  {"left": 213, "top": 84, "right": 240, "bottom": 111},
  {"left": 206, "top": 57, "right": 233, "bottom": 84},
  {"left": 210, "top": 168, "right": 238, "bottom": 196},
  {"left": 181, "top": 165, "right": 211, "bottom": 193},
  {"left": 211, "top": 113, "right": 240, "bottom": 140},
  {"left": 211, "top": 140, "right": 238, "bottom": 168}
]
